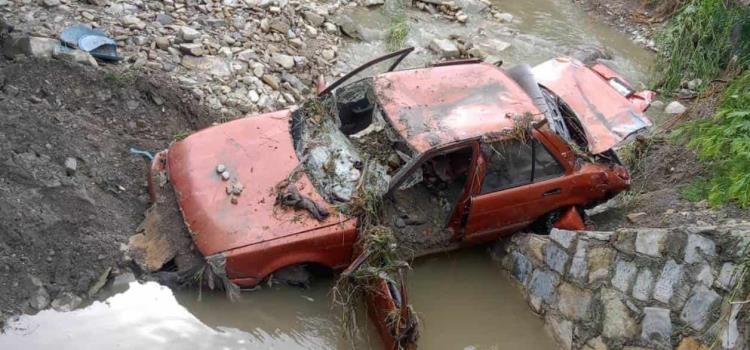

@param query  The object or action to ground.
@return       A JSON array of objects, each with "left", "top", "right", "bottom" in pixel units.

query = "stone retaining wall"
[{"left": 493, "top": 224, "right": 750, "bottom": 350}]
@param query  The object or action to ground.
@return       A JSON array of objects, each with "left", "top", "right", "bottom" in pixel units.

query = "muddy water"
[
  {"left": 0, "top": 248, "right": 554, "bottom": 350},
  {"left": 336, "top": 0, "right": 653, "bottom": 85}
]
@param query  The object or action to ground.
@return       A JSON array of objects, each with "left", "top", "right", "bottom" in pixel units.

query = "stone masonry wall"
[{"left": 493, "top": 224, "right": 750, "bottom": 350}]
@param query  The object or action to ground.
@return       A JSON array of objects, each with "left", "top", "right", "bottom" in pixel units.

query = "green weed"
[
  {"left": 173, "top": 130, "right": 191, "bottom": 141},
  {"left": 387, "top": 16, "right": 409, "bottom": 51}
]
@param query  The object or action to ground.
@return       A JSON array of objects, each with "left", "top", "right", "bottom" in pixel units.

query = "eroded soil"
[{"left": 0, "top": 57, "right": 212, "bottom": 319}]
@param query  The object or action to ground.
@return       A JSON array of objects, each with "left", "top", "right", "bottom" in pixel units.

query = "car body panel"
[
  {"left": 374, "top": 63, "right": 544, "bottom": 154},
  {"left": 532, "top": 57, "right": 653, "bottom": 154},
  {"left": 167, "top": 110, "right": 349, "bottom": 257}
]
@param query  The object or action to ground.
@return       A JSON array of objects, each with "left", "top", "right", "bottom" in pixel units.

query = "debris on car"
[{"left": 128, "top": 47, "right": 654, "bottom": 349}]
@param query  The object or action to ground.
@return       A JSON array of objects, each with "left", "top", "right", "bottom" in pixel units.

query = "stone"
[
  {"left": 684, "top": 233, "right": 715, "bottom": 264},
  {"left": 323, "top": 22, "right": 338, "bottom": 34},
  {"left": 527, "top": 235, "right": 546, "bottom": 262},
  {"left": 583, "top": 231, "right": 613, "bottom": 241},
  {"left": 155, "top": 37, "right": 170, "bottom": 50},
  {"left": 582, "top": 337, "right": 607, "bottom": 350},
  {"left": 29, "top": 287, "right": 50, "bottom": 310},
  {"left": 717, "top": 262, "right": 738, "bottom": 290},
  {"left": 179, "top": 26, "right": 201, "bottom": 42},
  {"left": 550, "top": 228, "right": 575, "bottom": 249},
  {"left": 665, "top": 101, "right": 687, "bottom": 114},
  {"left": 632, "top": 268, "right": 654, "bottom": 301},
  {"left": 695, "top": 264, "right": 714, "bottom": 286},
  {"left": 626, "top": 212, "right": 647, "bottom": 223},
  {"left": 64, "top": 157, "right": 77, "bottom": 176},
  {"left": 686, "top": 79, "right": 703, "bottom": 90},
  {"left": 654, "top": 259, "right": 684, "bottom": 304},
  {"left": 495, "top": 12, "right": 514, "bottom": 23},
  {"left": 53, "top": 47, "right": 98, "bottom": 67},
  {"left": 269, "top": 18, "right": 291, "bottom": 34},
  {"left": 641, "top": 307, "right": 672, "bottom": 346},
  {"left": 3, "top": 36, "right": 58, "bottom": 59},
  {"left": 112, "top": 272, "right": 136, "bottom": 289},
  {"left": 179, "top": 43, "right": 204, "bottom": 56},
  {"left": 216, "top": 164, "right": 226, "bottom": 173},
  {"left": 304, "top": 11, "right": 325, "bottom": 27},
  {"left": 262, "top": 74, "right": 281, "bottom": 90},
  {"left": 88, "top": 267, "right": 111, "bottom": 297},
  {"left": 676, "top": 337, "right": 708, "bottom": 350},
  {"left": 321, "top": 49, "right": 335, "bottom": 60},
  {"left": 51, "top": 292, "right": 83, "bottom": 312},
  {"left": 680, "top": 285, "right": 720, "bottom": 331},
  {"left": 509, "top": 251, "right": 532, "bottom": 285},
  {"left": 528, "top": 269, "right": 558, "bottom": 304},
  {"left": 588, "top": 246, "right": 614, "bottom": 283},
  {"left": 649, "top": 100, "right": 665, "bottom": 111},
  {"left": 545, "top": 315, "right": 572, "bottom": 350},
  {"left": 601, "top": 288, "right": 638, "bottom": 339},
  {"left": 180, "top": 56, "right": 231, "bottom": 77},
  {"left": 272, "top": 53, "right": 295, "bottom": 69},
  {"left": 156, "top": 14, "right": 174, "bottom": 25},
  {"left": 720, "top": 304, "right": 741, "bottom": 349},
  {"left": 544, "top": 243, "right": 568, "bottom": 274},
  {"left": 361, "top": 0, "right": 384, "bottom": 6},
  {"left": 568, "top": 239, "right": 588, "bottom": 281},
  {"left": 611, "top": 257, "right": 637, "bottom": 293},
  {"left": 122, "top": 15, "right": 145, "bottom": 29},
  {"left": 634, "top": 228, "right": 668, "bottom": 257},
  {"left": 429, "top": 38, "right": 460, "bottom": 59},
  {"left": 558, "top": 282, "right": 592, "bottom": 320},
  {"left": 248, "top": 90, "right": 260, "bottom": 103},
  {"left": 42, "top": 0, "right": 60, "bottom": 7}
]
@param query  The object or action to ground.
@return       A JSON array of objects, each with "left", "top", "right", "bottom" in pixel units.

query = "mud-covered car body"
[{"left": 147, "top": 50, "right": 652, "bottom": 289}]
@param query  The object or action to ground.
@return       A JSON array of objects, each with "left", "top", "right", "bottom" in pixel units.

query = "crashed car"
[{"left": 139, "top": 48, "right": 653, "bottom": 348}]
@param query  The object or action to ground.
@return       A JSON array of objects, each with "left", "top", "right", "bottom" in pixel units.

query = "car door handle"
[{"left": 543, "top": 188, "right": 561, "bottom": 197}]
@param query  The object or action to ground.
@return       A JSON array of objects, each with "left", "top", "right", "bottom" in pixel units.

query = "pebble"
[
  {"left": 178, "top": 26, "right": 201, "bottom": 42},
  {"left": 221, "top": 170, "right": 230, "bottom": 180},
  {"left": 216, "top": 164, "right": 226, "bottom": 173},
  {"left": 665, "top": 101, "right": 687, "bottom": 114},
  {"left": 64, "top": 157, "right": 77, "bottom": 176}
]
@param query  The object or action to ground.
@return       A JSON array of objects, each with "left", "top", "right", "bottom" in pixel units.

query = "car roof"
[{"left": 373, "top": 62, "right": 544, "bottom": 154}]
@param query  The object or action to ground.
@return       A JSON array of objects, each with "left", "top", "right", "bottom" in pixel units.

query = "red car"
[{"left": 144, "top": 48, "right": 653, "bottom": 348}]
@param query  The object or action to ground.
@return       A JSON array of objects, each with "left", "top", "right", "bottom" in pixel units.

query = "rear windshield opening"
[{"left": 336, "top": 79, "right": 375, "bottom": 136}]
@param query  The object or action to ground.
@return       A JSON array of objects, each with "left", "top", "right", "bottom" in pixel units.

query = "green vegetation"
[
  {"left": 387, "top": 16, "right": 409, "bottom": 51},
  {"left": 677, "top": 71, "right": 750, "bottom": 207},
  {"left": 104, "top": 69, "right": 137, "bottom": 87},
  {"left": 655, "top": 0, "right": 749, "bottom": 93}
]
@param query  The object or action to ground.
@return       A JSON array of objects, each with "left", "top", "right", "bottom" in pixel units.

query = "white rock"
[
  {"left": 495, "top": 12, "right": 513, "bottom": 23},
  {"left": 321, "top": 49, "right": 335, "bottom": 60},
  {"left": 178, "top": 26, "right": 201, "bottom": 42},
  {"left": 271, "top": 53, "right": 294, "bottom": 69},
  {"left": 429, "top": 38, "right": 459, "bottom": 58},
  {"left": 664, "top": 101, "right": 687, "bottom": 114}
]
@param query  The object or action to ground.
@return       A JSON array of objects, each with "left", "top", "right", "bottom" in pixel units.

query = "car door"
[{"left": 463, "top": 131, "right": 571, "bottom": 243}]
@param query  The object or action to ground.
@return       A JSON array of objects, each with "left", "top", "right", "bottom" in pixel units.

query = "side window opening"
[{"left": 480, "top": 138, "right": 564, "bottom": 194}]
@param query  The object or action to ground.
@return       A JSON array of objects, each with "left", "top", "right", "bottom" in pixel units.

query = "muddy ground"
[
  {"left": 0, "top": 56, "right": 213, "bottom": 320},
  {"left": 574, "top": 0, "right": 662, "bottom": 49}
]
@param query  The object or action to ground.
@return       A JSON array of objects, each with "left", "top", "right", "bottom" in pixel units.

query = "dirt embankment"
[
  {"left": 573, "top": 0, "right": 664, "bottom": 49},
  {"left": 0, "top": 57, "right": 212, "bottom": 321}
]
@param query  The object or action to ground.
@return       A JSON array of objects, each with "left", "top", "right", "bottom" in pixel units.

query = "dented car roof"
[{"left": 374, "top": 63, "right": 544, "bottom": 154}]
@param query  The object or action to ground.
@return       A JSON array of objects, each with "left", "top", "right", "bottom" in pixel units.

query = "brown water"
[{"left": 0, "top": 248, "right": 555, "bottom": 350}]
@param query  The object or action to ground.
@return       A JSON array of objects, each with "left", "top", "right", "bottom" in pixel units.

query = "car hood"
[
  {"left": 532, "top": 57, "right": 652, "bottom": 154},
  {"left": 167, "top": 110, "right": 347, "bottom": 256}
]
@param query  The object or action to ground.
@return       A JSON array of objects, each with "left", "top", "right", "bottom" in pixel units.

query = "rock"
[
  {"left": 304, "top": 11, "right": 325, "bottom": 27},
  {"left": 42, "top": 0, "right": 60, "bottom": 7},
  {"left": 527, "top": 235, "right": 546, "bottom": 263},
  {"left": 323, "top": 22, "right": 338, "bottom": 34},
  {"left": 251, "top": 62, "right": 265, "bottom": 77},
  {"left": 178, "top": 26, "right": 201, "bottom": 42},
  {"left": 601, "top": 288, "right": 638, "bottom": 339},
  {"left": 680, "top": 285, "right": 720, "bottom": 331},
  {"left": 632, "top": 268, "right": 654, "bottom": 301},
  {"left": 281, "top": 73, "right": 309, "bottom": 94},
  {"left": 495, "top": 12, "right": 514, "bottom": 23},
  {"left": 558, "top": 282, "right": 592, "bottom": 320},
  {"left": 582, "top": 337, "right": 607, "bottom": 350},
  {"left": 155, "top": 37, "right": 170, "bottom": 50},
  {"left": 649, "top": 100, "right": 665, "bottom": 111},
  {"left": 684, "top": 233, "right": 715, "bottom": 264},
  {"left": 87, "top": 267, "right": 111, "bottom": 297},
  {"left": 262, "top": 74, "right": 281, "bottom": 90},
  {"left": 29, "top": 287, "right": 50, "bottom": 310},
  {"left": 156, "top": 14, "right": 174, "bottom": 25},
  {"left": 3, "top": 36, "right": 58, "bottom": 59},
  {"left": 429, "top": 38, "right": 460, "bottom": 58},
  {"left": 181, "top": 56, "right": 231, "bottom": 77},
  {"left": 634, "top": 228, "right": 668, "bottom": 257},
  {"left": 686, "top": 79, "right": 702, "bottom": 90},
  {"left": 664, "top": 101, "right": 687, "bottom": 114},
  {"left": 695, "top": 264, "right": 714, "bottom": 286},
  {"left": 321, "top": 49, "right": 335, "bottom": 61},
  {"left": 63, "top": 157, "right": 78, "bottom": 176},
  {"left": 567, "top": 239, "right": 588, "bottom": 281},
  {"left": 248, "top": 90, "right": 260, "bottom": 103},
  {"left": 653, "top": 259, "right": 684, "bottom": 304},
  {"left": 112, "top": 272, "right": 136, "bottom": 289},
  {"left": 588, "top": 246, "right": 614, "bottom": 283},
  {"left": 360, "top": 0, "right": 384, "bottom": 6},
  {"left": 467, "top": 46, "right": 487, "bottom": 59},
  {"left": 122, "top": 15, "right": 145, "bottom": 30},
  {"left": 220, "top": 170, "right": 230, "bottom": 180},
  {"left": 550, "top": 228, "right": 575, "bottom": 249},
  {"left": 51, "top": 292, "right": 83, "bottom": 312},
  {"left": 717, "top": 262, "right": 738, "bottom": 290},
  {"left": 676, "top": 337, "right": 708, "bottom": 350},
  {"left": 611, "top": 257, "right": 637, "bottom": 293},
  {"left": 216, "top": 164, "right": 227, "bottom": 173},
  {"left": 626, "top": 212, "right": 647, "bottom": 223},
  {"left": 641, "top": 307, "right": 672, "bottom": 346},
  {"left": 544, "top": 243, "right": 568, "bottom": 274},
  {"left": 179, "top": 43, "right": 204, "bottom": 56},
  {"left": 269, "top": 18, "right": 291, "bottom": 34},
  {"left": 545, "top": 315, "right": 573, "bottom": 350},
  {"left": 456, "top": 12, "right": 468, "bottom": 23},
  {"left": 53, "top": 47, "right": 98, "bottom": 67},
  {"left": 721, "top": 304, "right": 741, "bottom": 349},
  {"left": 509, "top": 251, "right": 532, "bottom": 285},
  {"left": 528, "top": 269, "right": 559, "bottom": 304},
  {"left": 272, "top": 53, "right": 295, "bottom": 69}
]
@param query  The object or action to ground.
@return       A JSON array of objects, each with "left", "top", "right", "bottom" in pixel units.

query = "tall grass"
[
  {"left": 677, "top": 70, "right": 750, "bottom": 207},
  {"left": 655, "top": 0, "right": 750, "bottom": 93}
]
